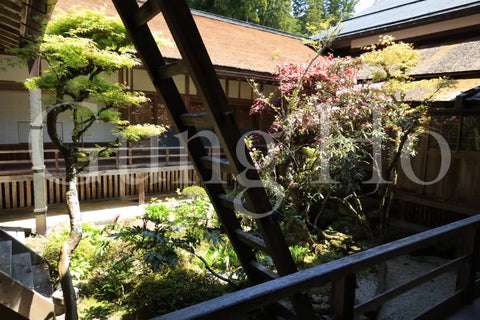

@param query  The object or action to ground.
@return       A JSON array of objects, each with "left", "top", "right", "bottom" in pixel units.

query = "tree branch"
[{"left": 184, "top": 247, "right": 238, "bottom": 287}]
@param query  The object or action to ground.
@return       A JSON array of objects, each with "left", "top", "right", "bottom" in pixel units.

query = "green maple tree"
[{"left": 12, "top": 8, "right": 168, "bottom": 319}]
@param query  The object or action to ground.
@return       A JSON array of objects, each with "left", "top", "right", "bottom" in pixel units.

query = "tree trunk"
[{"left": 58, "top": 169, "right": 82, "bottom": 320}]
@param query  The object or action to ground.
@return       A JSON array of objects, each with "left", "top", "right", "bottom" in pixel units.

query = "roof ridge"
[{"left": 190, "top": 9, "right": 305, "bottom": 40}]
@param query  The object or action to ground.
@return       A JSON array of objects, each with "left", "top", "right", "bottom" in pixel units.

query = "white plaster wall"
[
  {"left": 132, "top": 69, "right": 156, "bottom": 92},
  {"left": 0, "top": 92, "right": 30, "bottom": 144},
  {"left": 228, "top": 80, "right": 239, "bottom": 98},
  {"left": 133, "top": 69, "right": 188, "bottom": 94},
  {"left": 240, "top": 81, "right": 252, "bottom": 99},
  {"left": 0, "top": 91, "right": 116, "bottom": 144},
  {"left": 0, "top": 55, "right": 29, "bottom": 82}
]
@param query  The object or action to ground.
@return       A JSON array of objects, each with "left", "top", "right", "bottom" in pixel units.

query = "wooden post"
[
  {"left": 138, "top": 173, "right": 145, "bottom": 205},
  {"left": 115, "top": 150, "right": 119, "bottom": 169},
  {"left": 54, "top": 151, "right": 59, "bottom": 172},
  {"left": 29, "top": 57, "right": 47, "bottom": 235},
  {"left": 19, "top": 181, "right": 25, "bottom": 208},
  {"left": 331, "top": 273, "right": 356, "bottom": 320},
  {"left": 166, "top": 149, "right": 170, "bottom": 166},
  {"left": 119, "top": 174, "right": 126, "bottom": 198},
  {"left": 456, "top": 228, "right": 480, "bottom": 303}
]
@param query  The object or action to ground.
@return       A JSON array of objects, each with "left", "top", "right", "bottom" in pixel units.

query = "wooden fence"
[
  {"left": 0, "top": 145, "right": 234, "bottom": 210},
  {"left": 0, "top": 166, "right": 201, "bottom": 210},
  {"left": 155, "top": 215, "right": 480, "bottom": 320}
]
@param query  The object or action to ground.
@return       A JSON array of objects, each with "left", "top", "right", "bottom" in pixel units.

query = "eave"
[{"left": 0, "top": 0, "right": 57, "bottom": 54}]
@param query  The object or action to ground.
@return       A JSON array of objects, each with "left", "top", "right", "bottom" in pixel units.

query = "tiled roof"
[
  {"left": 337, "top": 0, "right": 480, "bottom": 38},
  {"left": 405, "top": 78, "right": 480, "bottom": 101},
  {"left": 54, "top": 0, "right": 315, "bottom": 74},
  {"left": 415, "top": 38, "right": 480, "bottom": 75}
]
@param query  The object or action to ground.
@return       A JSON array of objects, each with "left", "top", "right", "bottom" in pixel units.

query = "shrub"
[
  {"left": 126, "top": 269, "right": 231, "bottom": 319},
  {"left": 178, "top": 186, "right": 208, "bottom": 199},
  {"left": 27, "top": 224, "right": 105, "bottom": 283}
]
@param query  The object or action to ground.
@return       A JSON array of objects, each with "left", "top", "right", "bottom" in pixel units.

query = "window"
[
  {"left": 429, "top": 114, "right": 480, "bottom": 152},
  {"left": 429, "top": 115, "right": 459, "bottom": 150},
  {"left": 461, "top": 116, "right": 480, "bottom": 151}
]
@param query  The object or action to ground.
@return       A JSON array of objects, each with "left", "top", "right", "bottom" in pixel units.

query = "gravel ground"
[{"left": 355, "top": 255, "right": 457, "bottom": 320}]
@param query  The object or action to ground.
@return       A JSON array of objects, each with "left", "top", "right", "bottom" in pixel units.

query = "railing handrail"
[
  {"left": 0, "top": 145, "right": 223, "bottom": 155},
  {"left": 0, "top": 145, "right": 225, "bottom": 176},
  {"left": 155, "top": 215, "right": 480, "bottom": 320}
]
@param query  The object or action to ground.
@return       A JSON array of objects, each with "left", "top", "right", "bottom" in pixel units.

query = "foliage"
[
  {"left": 114, "top": 187, "right": 243, "bottom": 284},
  {"left": 249, "top": 36, "right": 453, "bottom": 242},
  {"left": 187, "top": 0, "right": 296, "bottom": 32},
  {"left": 116, "top": 124, "right": 167, "bottom": 142},
  {"left": 293, "top": 0, "right": 358, "bottom": 34},
  {"left": 27, "top": 223, "right": 108, "bottom": 283},
  {"left": 12, "top": 8, "right": 168, "bottom": 173},
  {"left": 289, "top": 245, "right": 311, "bottom": 263},
  {"left": 29, "top": 217, "right": 238, "bottom": 319},
  {"left": 126, "top": 269, "right": 231, "bottom": 319},
  {"left": 177, "top": 185, "right": 208, "bottom": 199},
  {"left": 186, "top": 0, "right": 357, "bottom": 34}
]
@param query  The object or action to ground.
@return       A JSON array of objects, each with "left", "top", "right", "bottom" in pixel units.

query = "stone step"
[
  {"left": 11, "top": 252, "right": 34, "bottom": 290},
  {"left": 5, "top": 231, "right": 25, "bottom": 245},
  {"left": 0, "top": 229, "right": 43, "bottom": 265},
  {"left": 0, "top": 240, "right": 12, "bottom": 276},
  {"left": 32, "top": 264, "right": 54, "bottom": 297}
]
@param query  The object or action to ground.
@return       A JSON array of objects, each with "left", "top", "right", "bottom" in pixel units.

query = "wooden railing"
[
  {"left": 155, "top": 215, "right": 480, "bottom": 320},
  {"left": 0, "top": 145, "right": 233, "bottom": 210},
  {"left": 0, "top": 146, "right": 223, "bottom": 176},
  {"left": 0, "top": 166, "right": 202, "bottom": 210}
]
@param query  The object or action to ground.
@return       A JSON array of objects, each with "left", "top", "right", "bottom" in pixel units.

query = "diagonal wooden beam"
[
  {"left": 0, "top": 35, "right": 18, "bottom": 47},
  {"left": 0, "top": 6, "right": 21, "bottom": 26},
  {"left": 134, "top": 0, "right": 163, "bottom": 26},
  {"left": 0, "top": 22, "right": 20, "bottom": 38},
  {"left": 0, "top": 29, "right": 20, "bottom": 43},
  {"left": 0, "top": 0, "right": 21, "bottom": 13}
]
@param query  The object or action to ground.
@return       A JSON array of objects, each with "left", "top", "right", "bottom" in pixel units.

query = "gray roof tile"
[{"left": 338, "top": 0, "right": 480, "bottom": 38}]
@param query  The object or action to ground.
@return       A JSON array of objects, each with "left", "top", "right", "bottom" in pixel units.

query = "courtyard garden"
[{"left": 3, "top": 1, "right": 473, "bottom": 319}]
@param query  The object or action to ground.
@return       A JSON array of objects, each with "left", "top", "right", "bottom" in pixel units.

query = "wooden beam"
[
  {"left": 0, "top": 0, "right": 21, "bottom": 13},
  {"left": 331, "top": 273, "right": 356, "bottom": 320},
  {"left": 0, "top": 35, "right": 18, "bottom": 47},
  {"left": 394, "top": 191, "right": 480, "bottom": 216},
  {"left": 249, "top": 261, "right": 279, "bottom": 281},
  {"left": 21, "top": 0, "right": 47, "bottom": 14},
  {"left": 134, "top": 0, "right": 163, "bottom": 26},
  {"left": 0, "top": 269, "right": 54, "bottom": 320},
  {"left": 235, "top": 229, "right": 268, "bottom": 253},
  {"left": 0, "top": 79, "right": 26, "bottom": 91},
  {"left": 156, "top": 60, "right": 187, "bottom": 80},
  {"left": 0, "top": 22, "right": 20, "bottom": 38},
  {"left": 0, "top": 6, "right": 21, "bottom": 28},
  {"left": 0, "top": 40, "right": 15, "bottom": 50}
]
